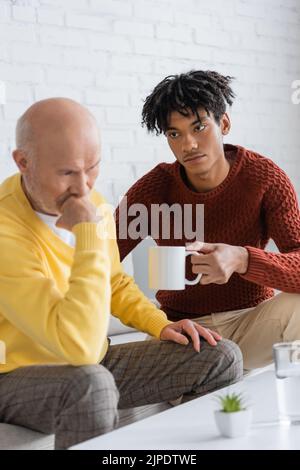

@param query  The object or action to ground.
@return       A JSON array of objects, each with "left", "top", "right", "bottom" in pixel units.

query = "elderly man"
[{"left": 0, "top": 98, "right": 242, "bottom": 450}]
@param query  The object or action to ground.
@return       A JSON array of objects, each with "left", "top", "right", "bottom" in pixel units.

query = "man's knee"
[
  {"left": 276, "top": 293, "right": 300, "bottom": 339},
  {"left": 212, "top": 339, "right": 243, "bottom": 382},
  {"left": 274, "top": 293, "right": 300, "bottom": 316},
  {"left": 54, "top": 365, "right": 119, "bottom": 449},
  {"left": 268, "top": 293, "right": 300, "bottom": 335},
  {"left": 63, "top": 365, "right": 119, "bottom": 420},
  {"left": 71, "top": 364, "right": 118, "bottom": 395},
  {"left": 177, "top": 339, "right": 243, "bottom": 403},
  {"left": 179, "top": 338, "right": 243, "bottom": 383}
]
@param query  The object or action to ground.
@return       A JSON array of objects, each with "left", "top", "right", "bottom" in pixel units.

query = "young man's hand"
[
  {"left": 186, "top": 241, "right": 249, "bottom": 285},
  {"left": 160, "top": 319, "right": 222, "bottom": 353},
  {"left": 186, "top": 242, "right": 249, "bottom": 285}
]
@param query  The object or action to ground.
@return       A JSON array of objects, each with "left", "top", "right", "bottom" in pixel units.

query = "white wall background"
[{"left": 0, "top": 0, "right": 300, "bottom": 207}]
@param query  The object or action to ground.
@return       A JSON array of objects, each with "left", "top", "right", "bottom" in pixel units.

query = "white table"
[{"left": 71, "top": 370, "right": 300, "bottom": 450}]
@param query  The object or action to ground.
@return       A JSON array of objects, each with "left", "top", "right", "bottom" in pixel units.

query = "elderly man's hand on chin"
[
  {"left": 56, "top": 195, "right": 99, "bottom": 232},
  {"left": 160, "top": 319, "right": 222, "bottom": 353}
]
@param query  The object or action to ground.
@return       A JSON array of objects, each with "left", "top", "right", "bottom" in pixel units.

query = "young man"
[
  {"left": 0, "top": 98, "right": 242, "bottom": 450},
  {"left": 115, "top": 70, "right": 300, "bottom": 372}
]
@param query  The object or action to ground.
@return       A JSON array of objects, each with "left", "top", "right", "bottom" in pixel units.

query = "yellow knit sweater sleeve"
[
  {"left": 0, "top": 223, "right": 111, "bottom": 366},
  {"left": 103, "top": 210, "right": 173, "bottom": 337}
]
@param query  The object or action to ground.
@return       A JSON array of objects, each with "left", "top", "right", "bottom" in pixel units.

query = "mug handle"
[{"left": 185, "top": 251, "right": 202, "bottom": 285}]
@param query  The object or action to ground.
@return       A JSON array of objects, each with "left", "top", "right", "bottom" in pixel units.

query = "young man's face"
[{"left": 165, "top": 108, "right": 230, "bottom": 178}]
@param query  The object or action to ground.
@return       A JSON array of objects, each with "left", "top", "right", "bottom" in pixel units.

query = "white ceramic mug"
[{"left": 148, "top": 246, "right": 202, "bottom": 290}]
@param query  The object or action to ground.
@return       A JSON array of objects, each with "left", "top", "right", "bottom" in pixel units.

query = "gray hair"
[{"left": 15, "top": 114, "right": 36, "bottom": 157}]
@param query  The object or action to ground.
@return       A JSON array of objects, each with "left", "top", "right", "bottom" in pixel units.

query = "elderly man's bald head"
[
  {"left": 16, "top": 98, "right": 99, "bottom": 157},
  {"left": 13, "top": 98, "right": 101, "bottom": 215}
]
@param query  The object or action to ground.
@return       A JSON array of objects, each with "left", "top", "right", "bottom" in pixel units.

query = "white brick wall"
[{"left": 0, "top": 0, "right": 299, "bottom": 205}]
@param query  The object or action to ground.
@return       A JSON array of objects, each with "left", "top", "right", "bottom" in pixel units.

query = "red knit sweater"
[{"left": 115, "top": 144, "right": 300, "bottom": 320}]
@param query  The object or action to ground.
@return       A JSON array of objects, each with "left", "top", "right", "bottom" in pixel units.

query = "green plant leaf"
[{"left": 215, "top": 392, "right": 246, "bottom": 413}]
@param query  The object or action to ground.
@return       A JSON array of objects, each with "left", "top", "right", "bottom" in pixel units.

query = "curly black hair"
[{"left": 142, "top": 70, "right": 235, "bottom": 135}]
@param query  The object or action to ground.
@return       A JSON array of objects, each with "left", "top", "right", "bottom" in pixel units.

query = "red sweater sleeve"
[{"left": 240, "top": 164, "right": 300, "bottom": 293}]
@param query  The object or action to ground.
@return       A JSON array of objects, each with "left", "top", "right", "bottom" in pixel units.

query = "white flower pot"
[{"left": 214, "top": 409, "right": 252, "bottom": 438}]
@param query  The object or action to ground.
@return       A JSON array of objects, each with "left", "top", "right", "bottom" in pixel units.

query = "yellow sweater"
[{"left": 0, "top": 174, "right": 172, "bottom": 373}]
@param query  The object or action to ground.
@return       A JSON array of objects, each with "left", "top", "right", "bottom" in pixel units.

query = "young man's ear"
[
  {"left": 220, "top": 113, "right": 231, "bottom": 136},
  {"left": 12, "top": 149, "right": 29, "bottom": 174}
]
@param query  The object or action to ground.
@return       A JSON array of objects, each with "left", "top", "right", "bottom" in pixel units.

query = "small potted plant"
[{"left": 214, "top": 392, "right": 252, "bottom": 438}]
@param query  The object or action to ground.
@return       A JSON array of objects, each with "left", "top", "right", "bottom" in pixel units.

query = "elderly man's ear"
[{"left": 13, "top": 149, "right": 29, "bottom": 174}]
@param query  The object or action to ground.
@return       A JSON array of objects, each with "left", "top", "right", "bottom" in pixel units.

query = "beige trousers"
[{"left": 193, "top": 292, "right": 300, "bottom": 371}]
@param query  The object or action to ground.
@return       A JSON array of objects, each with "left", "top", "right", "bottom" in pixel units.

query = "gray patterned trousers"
[{"left": 0, "top": 338, "right": 242, "bottom": 449}]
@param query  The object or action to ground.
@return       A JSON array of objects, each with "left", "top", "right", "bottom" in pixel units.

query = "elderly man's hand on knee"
[{"left": 160, "top": 319, "right": 222, "bottom": 353}]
